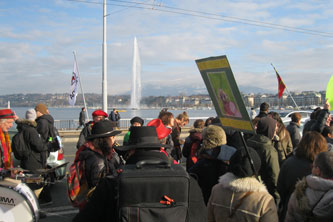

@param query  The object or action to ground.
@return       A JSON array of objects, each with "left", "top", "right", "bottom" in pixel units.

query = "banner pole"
[{"left": 73, "top": 51, "right": 90, "bottom": 122}]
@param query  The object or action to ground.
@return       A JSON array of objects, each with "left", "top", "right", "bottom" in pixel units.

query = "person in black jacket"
[
  {"left": 256, "top": 102, "right": 269, "bottom": 118},
  {"left": 34, "top": 103, "right": 56, "bottom": 206},
  {"left": 15, "top": 109, "right": 48, "bottom": 171},
  {"left": 73, "top": 126, "right": 207, "bottom": 222},
  {"left": 77, "top": 107, "right": 86, "bottom": 130},
  {"left": 76, "top": 120, "right": 121, "bottom": 189},
  {"left": 303, "top": 99, "right": 331, "bottom": 135}
]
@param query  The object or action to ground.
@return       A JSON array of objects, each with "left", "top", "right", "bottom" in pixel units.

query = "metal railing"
[{"left": 54, "top": 117, "right": 211, "bottom": 130}]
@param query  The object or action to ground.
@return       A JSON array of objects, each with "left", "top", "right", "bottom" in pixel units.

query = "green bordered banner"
[{"left": 196, "top": 55, "right": 255, "bottom": 134}]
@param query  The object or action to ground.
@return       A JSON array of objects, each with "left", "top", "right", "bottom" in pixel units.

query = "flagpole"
[
  {"left": 102, "top": 0, "right": 108, "bottom": 113},
  {"left": 271, "top": 64, "right": 300, "bottom": 110},
  {"left": 73, "top": 51, "right": 90, "bottom": 121}
]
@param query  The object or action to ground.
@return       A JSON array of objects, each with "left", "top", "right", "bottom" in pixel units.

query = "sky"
[{"left": 0, "top": 0, "right": 333, "bottom": 96}]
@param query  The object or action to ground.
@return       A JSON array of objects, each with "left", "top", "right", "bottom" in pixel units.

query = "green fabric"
[{"left": 123, "top": 131, "right": 130, "bottom": 145}]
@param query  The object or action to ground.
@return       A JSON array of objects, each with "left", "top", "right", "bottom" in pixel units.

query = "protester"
[
  {"left": 158, "top": 111, "right": 175, "bottom": 154},
  {"left": 247, "top": 116, "right": 280, "bottom": 205},
  {"left": 109, "top": 108, "right": 120, "bottom": 128},
  {"left": 285, "top": 151, "right": 333, "bottom": 221},
  {"left": 35, "top": 103, "right": 54, "bottom": 144},
  {"left": 35, "top": 103, "right": 56, "bottom": 206},
  {"left": 256, "top": 102, "right": 269, "bottom": 118},
  {"left": 77, "top": 107, "right": 86, "bottom": 130},
  {"left": 0, "top": 109, "right": 16, "bottom": 169},
  {"left": 73, "top": 126, "right": 207, "bottom": 222},
  {"left": 269, "top": 112, "right": 293, "bottom": 165},
  {"left": 171, "top": 111, "right": 189, "bottom": 162},
  {"left": 303, "top": 99, "right": 331, "bottom": 135},
  {"left": 207, "top": 147, "right": 278, "bottom": 222},
  {"left": 189, "top": 125, "right": 236, "bottom": 204},
  {"left": 277, "top": 131, "right": 328, "bottom": 221},
  {"left": 76, "top": 120, "right": 121, "bottom": 190},
  {"left": 322, "top": 125, "right": 333, "bottom": 151},
  {"left": 250, "top": 107, "right": 257, "bottom": 119},
  {"left": 204, "top": 117, "right": 215, "bottom": 127},
  {"left": 286, "top": 112, "right": 302, "bottom": 148},
  {"left": 182, "top": 119, "right": 204, "bottom": 171},
  {"left": 76, "top": 109, "right": 108, "bottom": 149},
  {"left": 123, "top": 116, "right": 144, "bottom": 146},
  {"left": 14, "top": 109, "right": 48, "bottom": 171}
]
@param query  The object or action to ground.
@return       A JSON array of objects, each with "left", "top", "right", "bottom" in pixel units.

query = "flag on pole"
[
  {"left": 69, "top": 60, "right": 79, "bottom": 106},
  {"left": 272, "top": 65, "right": 286, "bottom": 99}
]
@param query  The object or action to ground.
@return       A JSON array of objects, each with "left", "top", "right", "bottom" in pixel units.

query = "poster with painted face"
[{"left": 196, "top": 55, "right": 255, "bottom": 134}]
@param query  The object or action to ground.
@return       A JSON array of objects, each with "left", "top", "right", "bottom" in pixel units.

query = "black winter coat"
[
  {"left": 73, "top": 150, "right": 207, "bottom": 222},
  {"left": 15, "top": 119, "right": 48, "bottom": 170},
  {"left": 78, "top": 146, "right": 117, "bottom": 189},
  {"left": 277, "top": 155, "right": 312, "bottom": 221},
  {"left": 35, "top": 114, "right": 54, "bottom": 143},
  {"left": 76, "top": 121, "right": 93, "bottom": 149}
]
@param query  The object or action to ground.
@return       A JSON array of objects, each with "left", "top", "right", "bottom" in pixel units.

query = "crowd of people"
[{"left": 1, "top": 100, "right": 333, "bottom": 221}]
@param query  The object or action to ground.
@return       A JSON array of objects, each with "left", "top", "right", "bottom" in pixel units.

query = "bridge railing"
[{"left": 54, "top": 117, "right": 211, "bottom": 130}]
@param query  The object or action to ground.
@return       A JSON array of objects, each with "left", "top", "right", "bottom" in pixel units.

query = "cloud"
[{"left": 0, "top": 0, "right": 332, "bottom": 96}]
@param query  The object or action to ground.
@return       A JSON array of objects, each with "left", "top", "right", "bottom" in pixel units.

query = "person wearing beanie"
[
  {"left": 34, "top": 103, "right": 57, "bottom": 206},
  {"left": 77, "top": 109, "right": 109, "bottom": 149},
  {"left": 207, "top": 148, "right": 278, "bottom": 222},
  {"left": 13, "top": 109, "right": 48, "bottom": 199},
  {"left": 256, "top": 102, "right": 269, "bottom": 118},
  {"left": 247, "top": 116, "right": 280, "bottom": 205},
  {"left": 0, "top": 108, "right": 17, "bottom": 169},
  {"left": 189, "top": 124, "right": 237, "bottom": 204},
  {"left": 123, "top": 116, "right": 144, "bottom": 146}
]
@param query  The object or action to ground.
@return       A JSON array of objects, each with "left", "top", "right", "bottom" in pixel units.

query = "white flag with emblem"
[{"left": 69, "top": 60, "right": 79, "bottom": 106}]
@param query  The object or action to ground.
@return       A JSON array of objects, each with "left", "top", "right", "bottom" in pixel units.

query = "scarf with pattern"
[{"left": 0, "top": 129, "right": 13, "bottom": 169}]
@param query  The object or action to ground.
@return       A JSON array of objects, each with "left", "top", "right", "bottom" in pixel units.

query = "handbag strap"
[{"left": 229, "top": 191, "right": 253, "bottom": 218}]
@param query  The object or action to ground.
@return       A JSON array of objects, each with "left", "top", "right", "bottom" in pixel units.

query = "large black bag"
[
  {"left": 117, "top": 160, "right": 190, "bottom": 222},
  {"left": 11, "top": 131, "right": 30, "bottom": 160}
]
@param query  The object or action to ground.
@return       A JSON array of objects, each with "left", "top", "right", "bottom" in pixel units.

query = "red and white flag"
[{"left": 69, "top": 60, "right": 79, "bottom": 106}]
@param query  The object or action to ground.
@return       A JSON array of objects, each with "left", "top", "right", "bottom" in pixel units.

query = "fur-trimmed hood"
[
  {"left": 218, "top": 172, "right": 268, "bottom": 193},
  {"left": 15, "top": 118, "right": 37, "bottom": 128},
  {"left": 294, "top": 175, "right": 333, "bottom": 218}
]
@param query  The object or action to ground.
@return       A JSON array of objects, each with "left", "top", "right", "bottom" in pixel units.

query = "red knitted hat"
[
  {"left": 92, "top": 109, "right": 108, "bottom": 117},
  {"left": 0, "top": 109, "right": 15, "bottom": 119}
]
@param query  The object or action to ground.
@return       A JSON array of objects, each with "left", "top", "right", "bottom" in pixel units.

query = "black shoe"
[
  {"left": 39, "top": 198, "right": 53, "bottom": 207},
  {"left": 39, "top": 211, "right": 47, "bottom": 219}
]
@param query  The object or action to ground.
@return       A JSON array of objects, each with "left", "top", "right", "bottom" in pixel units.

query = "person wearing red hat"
[
  {"left": 76, "top": 109, "right": 108, "bottom": 149},
  {"left": 0, "top": 109, "right": 17, "bottom": 169}
]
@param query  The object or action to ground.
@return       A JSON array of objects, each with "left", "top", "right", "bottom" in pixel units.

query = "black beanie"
[
  {"left": 130, "top": 116, "right": 144, "bottom": 126},
  {"left": 229, "top": 147, "right": 261, "bottom": 178}
]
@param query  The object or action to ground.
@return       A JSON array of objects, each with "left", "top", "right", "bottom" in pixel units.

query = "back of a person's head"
[
  {"left": 193, "top": 119, "right": 204, "bottom": 129},
  {"left": 204, "top": 117, "right": 215, "bottom": 127},
  {"left": 269, "top": 112, "right": 283, "bottom": 124},
  {"left": 158, "top": 111, "right": 174, "bottom": 126},
  {"left": 229, "top": 147, "right": 261, "bottom": 178},
  {"left": 295, "top": 131, "right": 328, "bottom": 161},
  {"left": 176, "top": 111, "right": 189, "bottom": 122},
  {"left": 291, "top": 112, "right": 302, "bottom": 123},
  {"left": 260, "top": 102, "right": 269, "bottom": 112},
  {"left": 322, "top": 126, "right": 333, "bottom": 138},
  {"left": 314, "top": 151, "right": 333, "bottom": 179}
]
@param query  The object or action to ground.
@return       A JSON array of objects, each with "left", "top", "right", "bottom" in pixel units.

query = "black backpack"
[
  {"left": 11, "top": 131, "right": 30, "bottom": 160},
  {"left": 48, "top": 124, "right": 62, "bottom": 152}
]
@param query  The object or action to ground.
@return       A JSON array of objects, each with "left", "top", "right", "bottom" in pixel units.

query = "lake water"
[{"left": 10, "top": 107, "right": 218, "bottom": 121}]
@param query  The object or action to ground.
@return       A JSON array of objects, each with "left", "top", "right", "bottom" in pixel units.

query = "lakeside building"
[{"left": 0, "top": 91, "right": 326, "bottom": 109}]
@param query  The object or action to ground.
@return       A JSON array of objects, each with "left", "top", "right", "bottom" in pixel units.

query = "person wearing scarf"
[{"left": 0, "top": 109, "right": 17, "bottom": 169}]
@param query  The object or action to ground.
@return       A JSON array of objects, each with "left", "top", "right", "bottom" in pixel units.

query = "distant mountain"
[{"left": 140, "top": 83, "right": 273, "bottom": 96}]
